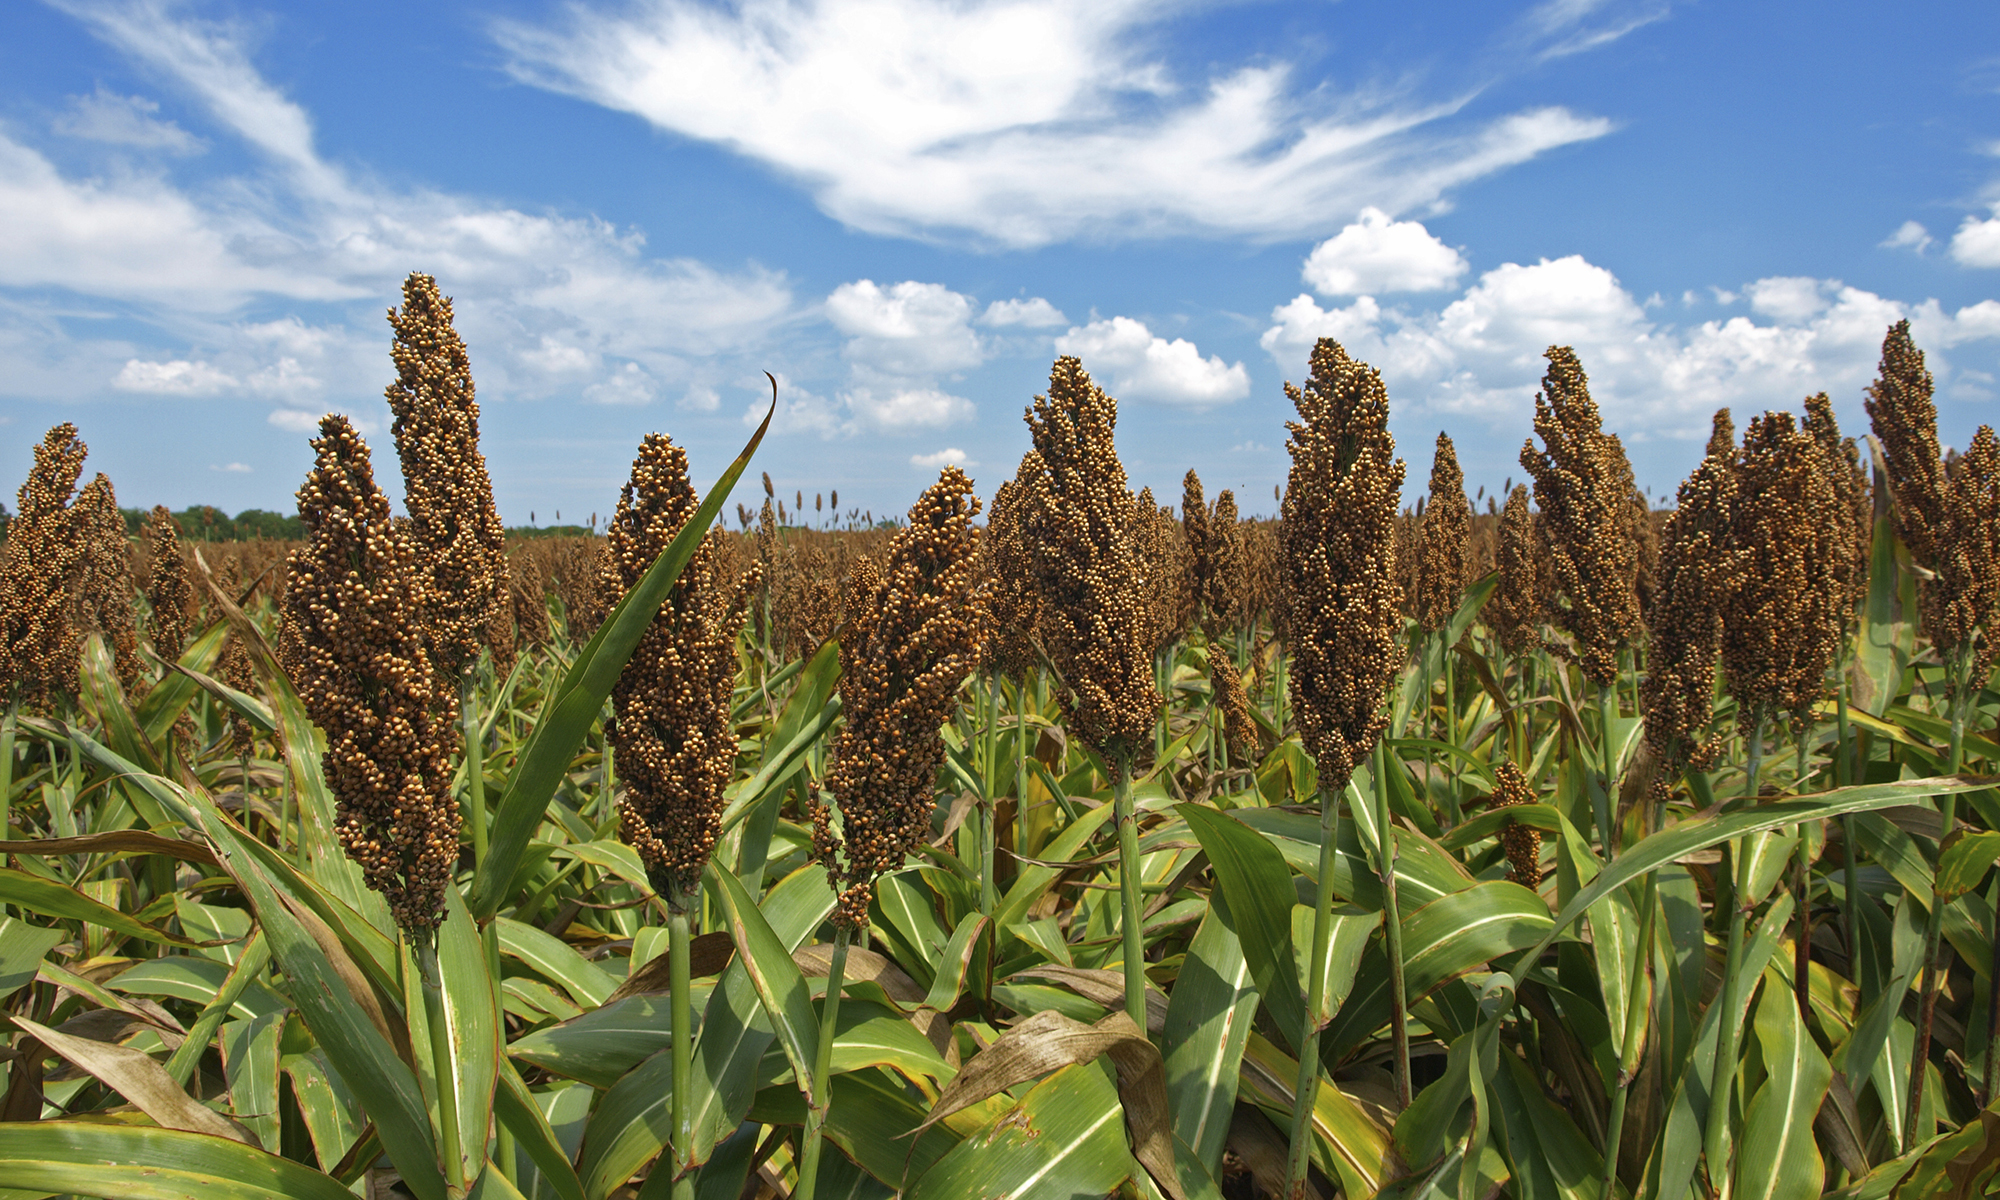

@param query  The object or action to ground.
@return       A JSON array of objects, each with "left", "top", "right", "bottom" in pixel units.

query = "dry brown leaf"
[
  {"left": 1007, "top": 965, "right": 1169, "bottom": 1035},
  {"left": 14, "top": 1015, "right": 254, "bottom": 1144},
  {"left": 916, "top": 1008, "right": 1186, "bottom": 1200},
  {"left": 604, "top": 931, "right": 735, "bottom": 1004}
]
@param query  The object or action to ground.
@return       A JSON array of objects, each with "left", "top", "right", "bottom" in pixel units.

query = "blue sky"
[{"left": 2, "top": 0, "right": 1998, "bottom": 526}]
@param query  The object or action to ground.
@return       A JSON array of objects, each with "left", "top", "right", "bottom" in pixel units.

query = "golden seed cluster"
[
  {"left": 142, "top": 506, "right": 193, "bottom": 667},
  {"left": 1489, "top": 760, "right": 1542, "bottom": 887},
  {"left": 1278, "top": 339, "right": 1405, "bottom": 794},
  {"left": 384, "top": 273, "right": 510, "bottom": 685},
  {"left": 1415, "top": 433, "right": 1470, "bottom": 634},
  {"left": 819, "top": 467, "right": 988, "bottom": 928},
  {"left": 1011, "top": 357, "right": 1160, "bottom": 760},
  {"left": 72, "top": 472, "right": 143, "bottom": 690},
  {"left": 280, "top": 416, "right": 458, "bottom": 933},
  {"left": 602, "top": 434, "right": 754, "bottom": 908},
  {"left": 1865, "top": 320, "right": 2000, "bottom": 675},
  {"left": 1131, "top": 486, "right": 1195, "bottom": 656},
  {"left": 979, "top": 473, "right": 1043, "bottom": 681},
  {"left": 1641, "top": 410, "right": 1736, "bottom": 776},
  {"left": 1519, "top": 347, "right": 1642, "bottom": 686},
  {"left": 0, "top": 424, "right": 89, "bottom": 712},
  {"left": 1487, "top": 486, "right": 1540, "bottom": 655}
]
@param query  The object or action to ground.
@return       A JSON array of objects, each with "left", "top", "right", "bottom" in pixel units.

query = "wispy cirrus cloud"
[{"left": 495, "top": 0, "right": 1618, "bottom": 248}]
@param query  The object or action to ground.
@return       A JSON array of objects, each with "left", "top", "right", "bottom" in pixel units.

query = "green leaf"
[
  {"left": 1733, "top": 967, "right": 1832, "bottom": 1200},
  {"left": 904, "top": 1062, "right": 1136, "bottom": 1200},
  {"left": 412, "top": 888, "right": 502, "bottom": 1191},
  {"left": 708, "top": 861, "right": 819, "bottom": 1102},
  {"left": 470, "top": 403, "right": 773, "bottom": 921},
  {"left": 495, "top": 1060, "right": 587, "bottom": 1200},
  {"left": 1178, "top": 803, "right": 1309, "bottom": 1057},
  {"left": 991, "top": 801, "right": 1118, "bottom": 931},
  {"left": 1161, "top": 900, "right": 1259, "bottom": 1177},
  {"left": 734, "top": 638, "right": 842, "bottom": 887},
  {"left": 0, "top": 916, "right": 63, "bottom": 1004},
  {"left": 1852, "top": 455, "right": 1915, "bottom": 719},
  {"left": 0, "top": 1122, "right": 358, "bottom": 1200},
  {"left": 0, "top": 866, "right": 199, "bottom": 947},
  {"left": 510, "top": 993, "right": 684, "bottom": 1089},
  {"left": 193, "top": 792, "right": 447, "bottom": 1200},
  {"left": 136, "top": 620, "right": 230, "bottom": 745},
  {"left": 579, "top": 1050, "right": 675, "bottom": 1200},
  {"left": 220, "top": 1008, "right": 285, "bottom": 1151},
  {"left": 1938, "top": 831, "right": 2000, "bottom": 901},
  {"left": 495, "top": 918, "right": 619, "bottom": 1009},
  {"left": 1505, "top": 775, "right": 2000, "bottom": 987},
  {"left": 284, "top": 1049, "right": 365, "bottom": 1176}
]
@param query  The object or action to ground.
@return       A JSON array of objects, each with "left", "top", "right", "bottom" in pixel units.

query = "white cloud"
[
  {"left": 53, "top": 86, "right": 204, "bottom": 153},
  {"left": 1056, "top": 316, "right": 1250, "bottom": 406},
  {"left": 911, "top": 447, "right": 975, "bottom": 469},
  {"left": 827, "top": 280, "right": 983, "bottom": 375},
  {"left": 209, "top": 461, "right": 251, "bottom": 473},
  {"left": 1744, "top": 276, "right": 1833, "bottom": 324},
  {"left": 583, "top": 361, "right": 658, "bottom": 406},
  {"left": 1261, "top": 255, "right": 2000, "bottom": 436},
  {"left": 267, "top": 408, "right": 324, "bottom": 433},
  {"left": 749, "top": 375, "right": 845, "bottom": 438},
  {"left": 113, "top": 357, "right": 236, "bottom": 394},
  {"left": 496, "top": 1, "right": 1613, "bottom": 247},
  {"left": 981, "top": 297, "right": 1067, "bottom": 328},
  {"left": 679, "top": 384, "right": 720, "bottom": 412},
  {"left": 1954, "top": 212, "right": 2000, "bottom": 268},
  {"left": 246, "top": 355, "right": 322, "bottom": 400},
  {"left": 1882, "top": 220, "right": 1933, "bottom": 254},
  {"left": 846, "top": 386, "right": 976, "bottom": 430},
  {"left": 1302, "top": 208, "right": 1469, "bottom": 296}
]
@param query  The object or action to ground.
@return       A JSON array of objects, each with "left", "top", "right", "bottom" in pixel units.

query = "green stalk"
[
  {"left": 1600, "top": 755, "right": 1668, "bottom": 1200},
  {"left": 1594, "top": 685, "right": 1618, "bottom": 862},
  {"left": 465, "top": 673, "right": 486, "bottom": 872},
  {"left": 795, "top": 924, "right": 851, "bottom": 1200},
  {"left": 1375, "top": 741, "right": 1411, "bottom": 1106},
  {"left": 165, "top": 932, "right": 270, "bottom": 1087},
  {"left": 1286, "top": 781, "right": 1343, "bottom": 1196},
  {"left": 1704, "top": 710, "right": 1767, "bottom": 1188},
  {"left": 1905, "top": 646, "right": 1973, "bottom": 1148},
  {"left": 1835, "top": 642, "right": 1858, "bottom": 980},
  {"left": 1442, "top": 633, "right": 1461, "bottom": 825},
  {"left": 981, "top": 675, "right": 1000, "bottom": 917},
  {"left": 1, "top": 699, "right": 17, "bottom": 834},
  {"left": 668, "top": 904, "right": 696, "bottom": 1200},
  {"left": 1114, "top": 752, "right": 1147, "bottom": 1029},
  {"left": 1015, "top": 676, "right": 1031, "bottom": 859},
  {"left": 418, "top": 936, "right": 464, "bottom": 1184},
  {"left": 486, "top": 920, "right": 516, "bottom": 1185}
]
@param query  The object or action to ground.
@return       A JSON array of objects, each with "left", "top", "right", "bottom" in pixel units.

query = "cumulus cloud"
[
  {"left": 1302, "top": 208, "right": 1468, "bottom": 296},
  {"left": 583, "top": 361, "right": 658, "bottom": 405},
  {"left": 1955, "top": 212, "right": 2000, "bottom": 268},
  {"left": 496, "top": 0, "right": 1613, "bottom": 246},
  {"left": 845, "top": 386, "right": 977, "bottom": 430},
  {"left": 1262, "top": 254, "right": 2000, "bottom": 439},
  {"left": 749, "top": 375, "right": 845, "bottom": 438},
  {"left": 267, "top": 408, "right": 323, "bottom": 432},
  {"left": 53, "top": 86, "right": 204, "bottom": 153},
  {"left": 11, "top": 0, "right": 795, "bottom": 419},
  {"left": 113, "top": 357, "right": 236, "bottom": 394},
  {"left": 1883, "top": 220, "right": 1933, "bottom": 254},
  {"left": 827, "top": 279, "right": 983, "bottom": 375},
  {"left": 209, "top": 461, "right": 251, "bottom": 473},
  {"left": 1056, "top": 316, "right": 1250, "bottom": 406},
  {"left": 911, "top": 447, "right": 975, "bottom": 469},
  {"left": 981, "top": 297, "right": 1067, "bottom": 328}
]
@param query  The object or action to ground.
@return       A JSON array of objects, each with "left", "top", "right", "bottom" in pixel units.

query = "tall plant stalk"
[
  {"left": 668, "top": 906, "right": 696, "bottom": 1200},
  {"left": 1705, "top": 710, "right": 1768, "bottom": 1186},
  {"left": 1114, "top": 753, "right": 1146, "bottom": 1027},
  {"left": 1905, "top": 645, "right": 1973, "bottom": 1147},
  {"left": 795, "top": 925, "right": 850, "bottom": 1200},
  {"left": 1377, "top": 741, "right": 1412, "bottom": 1106},
  {"left": 1287, "top": 780, "right": 1343, "bottom": 1196},
  {"left": 464, "top": 674, "right": 486, "bottom": 870}
]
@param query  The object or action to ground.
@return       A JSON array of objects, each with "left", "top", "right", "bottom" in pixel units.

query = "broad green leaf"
[
  {"left": 407, "top": 888, "right": 502, "bottom": 1191},
  {"left": 496, "top": 1060, "right": 587, "bottom": 1200},
  {"left": 1161, "top": 899, "right": 1259, "bottom": 1177},
  {"left": 1179, "top": 803, "right": 1308, "bottom": 1057},
  {"left": 0, "top": 1122, "right": 357, "bottom": 1200},
  {"left": 0, "top": 916, "right": 63, "bottom": 1004},
  {"left": 709, "top": 861, "right": 819, "bottom": 1101},
  {"left": 991, "top": 801, "right": 1117, "bottom": 931},
  {"left": 905, "top": 1062, "right": 1136, "bottom": 1200},
  {"left": 579, "top": 1050, "right": 675, "bottom": 1200},
  {"left": 111, "top": 950, "right": 287, "bottom": 1021},
  {"left": 746, "top": 1068, "right": 964, "bottom": 1193},
  {"left": 0, "top": 865, "right": 199, "bottom": 947},
  {"left": 470, "top": 403, "right": 772, "bottom": 921},
  {"left": 284, "top": 1049, "right": 365, "bottom": 1176},
  {"left": 193, "top": 791, "right": 447, "bottom": 1200},
  {"left": 220, "top": 1008, "right": 285, "bottom": 1151},
  {"left": 1489, "top": 1049, "right": 1602, "bottom": 1200},
  {"left": 1237, "top": 1032, "right": 1394, "bottom": 1197},
  {"left": 511, "top": 993, "right": 684, "bottom": 1089},
  {"left": 495, "top": 918, "right": 618, "bottom": 1009},
  {"left": 1938, "top": 831, "right": 2000, "bottom": 901},
  {"left": 1733, "top": 967, "right": 1832, "bottom": 1200},
  {"left": 1505, "top": 775, "right": 2000, "bottom": 986},
  {"left": 136, "top": 620, "right": 230, "bottom": 744}
]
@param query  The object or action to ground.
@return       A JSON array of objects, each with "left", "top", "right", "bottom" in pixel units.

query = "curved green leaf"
[
  {"left": 470, "top": 402, "right": 773, "bottom": 921},
  {"left": 0, "top": 1122, "right": 357, "bottom": 1200}
]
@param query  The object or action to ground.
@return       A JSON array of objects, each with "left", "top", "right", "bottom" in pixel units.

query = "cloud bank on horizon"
[{"left": 1, "top": 0, "right": 1997, "bottom": 517}]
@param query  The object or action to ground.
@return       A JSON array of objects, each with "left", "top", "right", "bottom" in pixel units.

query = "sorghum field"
[{"left": 0, "top": 274, "right": 1995, "bottom": 1200}]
